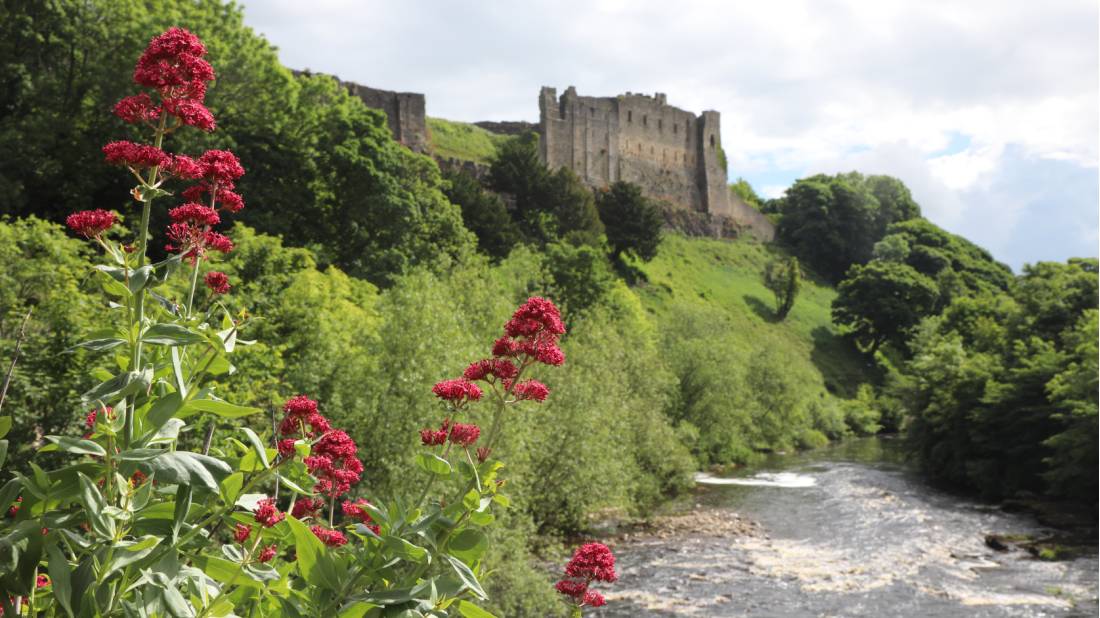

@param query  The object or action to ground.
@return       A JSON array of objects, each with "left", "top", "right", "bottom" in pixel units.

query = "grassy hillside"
[
  {"left": 427, "top": 117, "right": 510, "bottom": 163},
  {"left": 635, "top": 234, "right": 870, "bottom": 399}
]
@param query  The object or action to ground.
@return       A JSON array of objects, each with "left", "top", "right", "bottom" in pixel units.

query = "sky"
[{"left": 240, "top": 0, "right": 1099, "bottom": 270}]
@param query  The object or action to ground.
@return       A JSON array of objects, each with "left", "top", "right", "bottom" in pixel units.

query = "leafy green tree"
[
  {"left": 898, "top": 258, "right": 1098, "bottom": 501},
  {"left": 544, "top": 168, "right": 605, "bottom": 243},
  {"left": 832, "top": 260, "right": 939, "bottom": 355},
  {"left": 442, "top": 169, "right": 522, "bottom": 260},
  {"left": 596, "top": 181, "right": 662, "bottom": 262},
  {"left": 541, "top": 242, "right": 615, "bottom": 319},
  {"left": 730, "top": 177, "right": 762, "bottom": 209},
  {"left": 775, "top": 172, "right": 920, "bottom": 281},
  {"left": 763, "top": 255, "right": 801, "bottom": 320}
]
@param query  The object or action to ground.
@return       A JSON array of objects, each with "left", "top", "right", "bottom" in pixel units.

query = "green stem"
[{"left": 186, "top": 255, "right": 204, "bottom": 319}]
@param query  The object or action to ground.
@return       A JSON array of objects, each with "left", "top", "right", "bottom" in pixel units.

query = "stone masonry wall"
[
  {"left": 538, "top": 86, "right": 732, "bottom": 217},
  {"left": 343, "top": 81, "right": 429, "bottom": 153}
]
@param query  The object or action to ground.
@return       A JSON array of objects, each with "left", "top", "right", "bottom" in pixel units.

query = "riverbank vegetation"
[{"left": 0, "top": 0, "right": 1095, "bottom": 614}]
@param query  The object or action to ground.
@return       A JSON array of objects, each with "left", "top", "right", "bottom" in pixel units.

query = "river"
[{"left": 594, "top": 438, "right": 1098, "bottom": 617}]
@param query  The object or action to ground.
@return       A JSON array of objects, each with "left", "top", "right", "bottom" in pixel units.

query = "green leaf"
[
  {"left": 286, "top": 516, "right": 328, "bottom": 587},
  {"left": 0, "top": 417, "right": 9, "bottom": 439},
  {"left": 192, "top": 555, "right": 261, "bottom": 589},
  {"left": 415, "top": 452, "right": 452, "bottom": 477},
  {"left": 220, "top": 472, "right": 244, "bottom": 505},
  {"left": 81, "top": 369, "right": 151, "bottom": 405},
  {"left": 456, "top": 600, "right": 498, "bottom": 618},
  {"left": 47, "top": 543, "right": 74, "bottom": 617},
  {"left": 172, "top": 484, "right": 192, "bottom": 542},
  {"left": 241, "top": 428, "right": 270, "bottom": 469},
  {"left": 338, "top": 601, "right": 379, "bottom": 618},
  {"left": 145, "top": 451, "right": 231, "bottom": 493},
  {"left": 462, "top": 489, "right": 480, "bottom": 511},
  {"left": 142, "top": 323, "right": 205, "bottom": 346},
  {"left": 44, "top": 436, "right": 106, "bottom": 457},
  {"left": 115, "top": 448, "right": 162, "bottom": 462},
  {"left": 78, "top": 473, "right": 114, "bottom": 538},
  {"left": 448, "top": 529, "right": 488, "bottom": 565},
  {"left": 144, "top": 392, "right": 183, "bottom": 434},
  {"left": 0, "top": 441, "right": 7, "bottom": 469},
  {"left": 180, "top": 397, "right": 261, "bottom": 419},
  {"left": 66, "top": 338, "right": 126, "bottom": 353},
  {"left": 382, "top": 535, "right": 428, "bottom": 563},
  {"left": 491, "top": 494, "right": 511, "bottom": 509},
  {"left": 446, "top": 555, "right": 487, "bottom": 600}
]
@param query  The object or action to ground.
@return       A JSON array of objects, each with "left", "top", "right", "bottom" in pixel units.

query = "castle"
[{"left": 337, "top": 77, "right": 774, "bottom": 240}]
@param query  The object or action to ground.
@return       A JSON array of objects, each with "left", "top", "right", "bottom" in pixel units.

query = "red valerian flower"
[
  {"left": 198, "top": 149, "right": 245, "bottom": 183},
  {"left": 555, "top": 579, "right": 587, "bottom": 598},
  {"left": 582, "top": 590, "right": 606, "bottom": 607},
  {"left": 204, "top": 230, "right": 234, "bottom": 253},
  {"left": 103, "top": 141, "right": 171, "bottom": 169},
  {"left": 431, "top": 378, "right": 482, "bottom": 404},
  {"left": 512, "top": 379, "right": 550, "bottom": 402},
  {"left": 253, "top": 498, "right": 285, "bottom": 528},
  {"left": 219, "top": 190, "right": 245, "bottom": 213},
  {"left": 233, "top": 523, "right": 251, "bottom": 543},
  {"left": 257, "top": 544, "right": 278, "bottom": 563},
  {"left": 169, "top": 203, "right": 220, "bottom": 227},
  {"left": 129, "top": 470, "right": 148, "bottom": 487},
  {"left": 476, "top": 447, "right": 492, "bottom": 463},
  {"left": 278, "top": 395, "right": 331, "bottom": 438},
  {"left": 290, "top": 497, "right": 323, "bottom": 519},
  {"left": 504, "top": 296, "right": 566, "bottom": 338},
  {"left": 36, "top": 574, "right": 49, "bottom": 588},
  {"left": 342, "top": 499, "right": 381, "bottom": 534},
  {"left": 419, "top": 427, "right": 447, "bottom": 446},
  {"left": 163, "top": 98, "right": 215, "bottom": 132},
  {"left": 7, "top": 496, "right": 21, "bottom": 518},
  {"left": 204, "top": 271, "right": 231, "bottom": 294},
  {"left": 448, "top": 422, "right": 480, "bottom": 447},
  {"left": 565, "top": 542, "right": 618, "bottom": 583},
  {"left": 310, "top": 525, "right": 348, "bottom": 547},
  {"left": 463, "top": 358, "right": 519, "bottom": 382},
  {"left": 306, "top": 430, "right": 363, "bottom": 499},
  {"left": 113, "top": 93, "right": 160, "bottom": 124},
  {"left": 66, "top": 210, "right": 117, "bottom": 239},
  {"left": 132, "top": 27, "right": 214, "bottom": 93},
  {"left": 491, "top": 336, "right": 521, "bottom": 358},
  {"left": 277, "top": 439, "right": 297, "bottom": 459},
  {"left": 167, "top": 155, "right": 203, "bottom": 180}
]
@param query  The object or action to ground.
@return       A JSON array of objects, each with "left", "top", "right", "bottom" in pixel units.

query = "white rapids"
[{"left": 694, "top": 471, "right": 817, "bottom": 488}]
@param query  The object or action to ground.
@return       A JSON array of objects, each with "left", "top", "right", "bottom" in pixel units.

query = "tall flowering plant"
[{"left": 0, "top": 27, "right": 614, "bottom": 617}]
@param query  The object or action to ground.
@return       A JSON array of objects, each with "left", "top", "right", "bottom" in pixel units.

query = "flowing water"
[{"left": 595, "top": 438, "right": 1098, "bottom": 617}]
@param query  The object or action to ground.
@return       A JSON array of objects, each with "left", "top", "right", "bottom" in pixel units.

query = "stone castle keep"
[
  {"left": 335, "top": 77, "right": 774, "bottom": 239},
  {"left": 538, "top": 87, "right": 731, "bottom": 218}
]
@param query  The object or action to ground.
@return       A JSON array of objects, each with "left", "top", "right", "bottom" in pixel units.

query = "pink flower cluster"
[
  {"left": 341, "top": 499, "right": 381, "bottom": 535},
  {"left": 431, "top": 378, "right": 482, "bottom": 405},
  {"left": 204, "top": 271, "right": 230, "bottom": 294},
  {"left": 128, "top": 27, "right": 216, "bottom": 132},
  {"left": 419, "top": 419, "right": 481, "bottom": 448},
  {"left": 65, "top": 209, "right": 117, "bottom": 240},
  {"left": 555, "top": 542, "right": 617, "bottom": 608}
]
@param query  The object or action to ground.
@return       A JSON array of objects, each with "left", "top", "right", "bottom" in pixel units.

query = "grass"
[
  {"left": 632, "top": 233, "right": 872, "bottom": 398},
  {"left": 427, "top": 117, "right": 511, "bottom": 164}
]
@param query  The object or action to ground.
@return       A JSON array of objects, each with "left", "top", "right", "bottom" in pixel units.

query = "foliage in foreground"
[{"left": 0, "top": 27, "right": 614, "bottom": 617}]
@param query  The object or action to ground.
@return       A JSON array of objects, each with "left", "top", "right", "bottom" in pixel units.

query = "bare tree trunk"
[{"left": 0, "top": 308, "right": 33, "bottom": 414}]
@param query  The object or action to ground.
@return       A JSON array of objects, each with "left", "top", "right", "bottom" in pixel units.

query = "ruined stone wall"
[
  {"left": 343, "top": 81, "right": 429, "bottom": 153},
  {"left": 539, "top": 86, "right": 731, "bottom": 217}
]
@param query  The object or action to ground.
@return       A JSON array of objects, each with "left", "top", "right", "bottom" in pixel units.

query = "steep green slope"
[
  {"left": 427, "top": 117, "right": 510, "bottom": 163},
  {"left": 636, "top": 234, "right": 870, "bottom": 399}
]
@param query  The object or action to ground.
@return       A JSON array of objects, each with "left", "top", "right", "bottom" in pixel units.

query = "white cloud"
[{"left": 239, "top": 0, "right": 1099, "bottom": 267}]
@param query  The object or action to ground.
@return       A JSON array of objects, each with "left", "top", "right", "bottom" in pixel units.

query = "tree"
[
  {"left": 544, "top": 168, "right": 604, "bottom": 244},
  {"left": 442, "top": 168, "right": 521, "bottom": 260},
  {"left": 763, "top": 256, "right": 801, "bottom": 320},
  {"left": 596, "top": 181, "right": 662, "bottom": 262},
  {"left": 832, "top": 260, "right": 939, "bottom": 355},
  {"left": 775, "top": 172, "right": 921, "bottom": 281},
  {"left": 730, "top": 177, "right": 763, "bottom": 209}
]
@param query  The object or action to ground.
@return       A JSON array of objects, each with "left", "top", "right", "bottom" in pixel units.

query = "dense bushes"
[{"left": 895, "top": 259, "right": 1098, "bottom": 501}]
